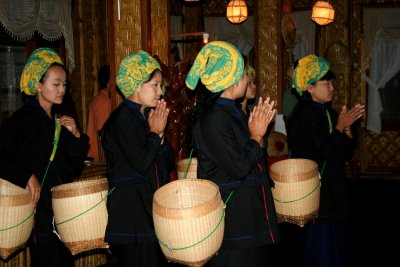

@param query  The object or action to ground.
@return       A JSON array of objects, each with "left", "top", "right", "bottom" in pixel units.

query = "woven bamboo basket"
[
  {"left": 78, "top": 164, "right": 106, "bottom": 181},
  {"left": 176, "top": 158, "right": 198, "bottom": 179},
  {"left": 0, "top": 248, "right": 29, "bottom": 267},
  {"left": 0, "top": 178, "right": 34, "bottom": 260},
  {"left": 51, "top": 178, "right": 109, "bottom": 255},
  {"left": 153, "top": 179, "right": 225, "bottom": 267},
  {"left": 270, "top": 159, "right": 321, "bottom": 227}
]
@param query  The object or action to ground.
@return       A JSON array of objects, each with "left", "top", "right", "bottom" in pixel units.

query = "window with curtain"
[
  {"left": 292, "top": 10, "right": 315, "bottom": 61},
  {"left": 363, "top": 8, "right": 400, "bottom": 133},
  {"left": 0, "top": 45, "right": 26, "bottom": 124},
  {"left": 0, "top": 27, "right": 65, "bottom": 125},
  {"left": 0, "top": 0, "right": 74, "bottom": 71}
]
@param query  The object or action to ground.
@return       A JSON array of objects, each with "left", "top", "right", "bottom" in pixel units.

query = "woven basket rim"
[
  {"left": 0, "top": 178, "right": 29, "bottom": 195},
  {"left": 270, "top": 159, "right": 317, "bottom": 173},
  {"left": 153, "top": 179, "right": 219, "bottom": 211},
  {"left": 0, "top": 194, "right": 32, "bottom": 206},
  {"left": 52, "top": 178, "right": 107, "bottom": 190},
  {"left": 52, "top": 179, "right": 108, "bottom": 199}
]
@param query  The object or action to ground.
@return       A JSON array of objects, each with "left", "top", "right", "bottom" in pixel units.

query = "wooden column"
[
  {"left": 255, "top": 0, "right": 280, "bottom": 105},
  {"left": 151, "top": 0, "right": 169, "bottom": 66}
]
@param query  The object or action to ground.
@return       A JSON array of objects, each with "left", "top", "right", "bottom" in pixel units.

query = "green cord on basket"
[
  {"left": 183, "top": 149, "right": 194, "bottom": 179},
  {"left": 0, "top": 211, "right": 35, "bottom": 232},
  {"left": 0, "top": 119, "right": 61, "bottom": 232},
  {"left": 273, "top": 180, "right": 321, "bottom": 203},
  {"left": 155, "top": 191, "right": 234, "bottom": 252},
  {"left": 55, "top": 186, "right": 116, "bottom": 226}
]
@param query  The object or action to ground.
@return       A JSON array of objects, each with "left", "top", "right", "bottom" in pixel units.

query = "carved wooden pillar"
[
  {"left": 151, "top": 0, "right": 169, "bottom": 66},
  {"left": 256, "top": 0, "right": 280, "bottom": 107},
  {"left": 108, "top": 0, "right": 146, "bottom": 107},
  {"left": 107, "top": 0, "right": 169, "bottom": 106},
  {"left": 183, "top": 5, "right": 203, "bottom": 63}
]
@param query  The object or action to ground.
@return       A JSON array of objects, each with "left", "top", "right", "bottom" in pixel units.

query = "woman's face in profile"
[
  {"left": 138, "top": 70, "right": 163, "bottom": 108},
  {"left": 245, "top": 73, "right": 257, "bottom": 100},
  {"left": 37, "top": 65, "right": 67, "bottom": 106},
  {"left": 308, "top": 80, "right": 335, "bottom": 104},
  {"left": 235, "top": 70, "right": 249, "bottom": 99}
]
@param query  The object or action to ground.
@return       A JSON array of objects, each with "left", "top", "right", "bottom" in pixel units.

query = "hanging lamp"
[
  {"left": 311, "top": 1, "right": 335, "bottom": 26},
  {"left": 226, "top": 0, "right": 248, "bottom": 24}
]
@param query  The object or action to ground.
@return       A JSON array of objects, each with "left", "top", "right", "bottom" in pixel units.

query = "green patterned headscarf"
[
  {"left": 247, "top": 65, "right": 255, "bottom": 78},
  {"left": 292, "top": 54, "right": 330, "bottom": 95},
  {"left": 185, "top": 41, "right": 244, "bottom": 93},
  {"left": 20, "top": 48, "right": 64, "bottom": 95},
  {"left": 116, "top": 51, "right": 161, "bottom": 98}
]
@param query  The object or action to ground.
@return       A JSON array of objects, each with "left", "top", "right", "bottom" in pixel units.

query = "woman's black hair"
[
  {"left": 313, "top": 69, "right": 336, "bottom": 83},
  {"left": 143, "top": 69, "right": 162, "bottom": 84},
  {"left": 186, "top": 84, "right": 222, "bottom": 152},
  {"left": 293, "top": 67, "right": 336, "bottom": 100},
  {"left": 39, "top": 62, "right": 68, "bottom": 84},
  {"left": 293, "top": 58, "right": 336, "bottom": 84}
]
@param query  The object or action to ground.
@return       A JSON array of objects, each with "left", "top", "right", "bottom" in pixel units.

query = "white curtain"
[
  {"left": 363, "top": 8, "right": 400, "bottom": 133},
  {"left": 0, "top": 0, "right": 74, "bottom": 71},
  {"left": 292, "top": 10, "right": 315, "bottom": 61},
  {"left": 204, "top": 17, "right": 254, "bottom": 56}
]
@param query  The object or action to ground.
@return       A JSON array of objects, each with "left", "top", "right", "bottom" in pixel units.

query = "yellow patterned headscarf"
[
  {"left": 20, "top": 48, "right": 63, "bottom": 95},
  {"left": 247, "top": 65, "right": 255, "bottom": 78},
  {"left": 116, "top": 51, "right": 161, "bottom": 98},
  {"left": 292, "top": 55, "right": 330, "bottom": 95},
  {"left": 185, "top": 41, "right": 244, "bottom": 93}
]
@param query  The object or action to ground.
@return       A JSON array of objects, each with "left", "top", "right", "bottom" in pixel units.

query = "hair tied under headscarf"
[
  {"left": 185, "top": 41, "right": 244, "bottom": 93},
  {"left": 20, "top": 48, "right": 64, "bottom": 96},
  {"left": 292, "top": 54, "right": 330, "bottom": 96}
]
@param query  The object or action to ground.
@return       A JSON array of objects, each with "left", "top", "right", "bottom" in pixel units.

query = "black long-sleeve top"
[
  {"left": 0, "top": 99, "right": 89, "bottom": 243},
  {"left": 287, "top": 100, "right": 355, "bottom": 223},
  {"left": 102, "top": 99, "right": 174, "bottom": 244},
  {"left": 192, "top": 97, "right": 279, "bottom": 249}
]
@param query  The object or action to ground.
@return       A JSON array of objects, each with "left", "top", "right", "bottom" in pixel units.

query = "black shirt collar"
[
  {"left": 123, "top": 99, "right": 142, "bottom": 111},
  {"left": 216, "top": 97, "right": 245, "bottom": 118}
]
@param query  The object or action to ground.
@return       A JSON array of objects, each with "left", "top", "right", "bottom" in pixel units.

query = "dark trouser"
[
  {"left": 304, "top": 223, "right": 350, "bottom": 267},
  {"left": 29, "top": 233, "right": 74, "bottom": 267},
  {"left": 111, "top": 243, "right": 168, "bottom": 267},
  {"left": 207, "top": 245, "right": 271, "bottom": 267}
]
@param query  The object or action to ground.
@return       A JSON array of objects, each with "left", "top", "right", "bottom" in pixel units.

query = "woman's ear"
[
  {"left": 36, "top": 83, "right": 42, "bottom": 93},
  {"left": 306, "top": 84, "right": 313, "bottom": 95}
]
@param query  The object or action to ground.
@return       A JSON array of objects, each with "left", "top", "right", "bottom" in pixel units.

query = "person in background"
[
  {"left": 241, "top": 65, "right": 257, "bottom": 116},
  {"left": 87, "top": 65, "right": 111, "bottom": 162},
  {"left": 186, "top": 41, "right": 279, "bottom": 267},
  {"left": 0, "top": 48, "right": 88, "bottom": 266},
  {"left": 287, "top": 54, "right": 365, "bottom": 267},
  {"left": 102, "top": 51, "right": 174, "bottom": 267}
]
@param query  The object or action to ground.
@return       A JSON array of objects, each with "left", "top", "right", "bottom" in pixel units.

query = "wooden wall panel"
[
  {"left": 70, "top": 0, "right": 108, "bottom": 132},
  {"left": 151, "top": 0, "right": 169, "bottom": 66},
  {"left": 113, "top": 1, "right": 142, "bottom": 67},
  {"left": 256, "top": 0, "right": 279, "bottom": 102}
]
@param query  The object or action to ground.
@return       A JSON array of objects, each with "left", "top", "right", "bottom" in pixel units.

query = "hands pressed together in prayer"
[
  {"left": 249, "top": 97, "right": 276, "bottom": 145},
  {"left": 335, "top": 104, "right": 365, "bottom": 138},
  {"left": 148, "top": 99, "right": 170, "bottom": 140}
]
